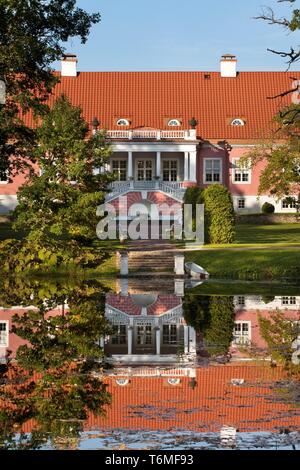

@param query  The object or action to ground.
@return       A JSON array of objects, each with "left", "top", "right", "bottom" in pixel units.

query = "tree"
[
  {"left": 258, "top": 310, "right": 300, "bottom": 365},
  {"left": 183, "top": 295, "right": 235, "bottom": 357},
  {"left": 201, "top": 185, "right": 235, "bottom": 244},
  {"left": 0, "top": 0, "right": 100, "bottom": 177},
  {"left": 256, "top": 0, "right": 300, "bottom": 70},
  {"left": 255, "top": 0, "right": 300, "bottom": 126},
  {"left": 243, "top": 109, "right": 300, "bottom": 207},
  {"left": 0, "top": 95, "right": 113, "bottom": 272},
  {"left": 0, "top": 277, "right": 112, "bottom": 449}
]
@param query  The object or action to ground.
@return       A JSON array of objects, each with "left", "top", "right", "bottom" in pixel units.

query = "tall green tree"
[
  {"left": 0, "top": 95, "right": 113, "bottom": 272},
  {"left": 0, "top": 0, "right": 101, "bottom": 176}
]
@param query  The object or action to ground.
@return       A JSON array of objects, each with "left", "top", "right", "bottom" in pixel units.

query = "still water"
[{"left": 0, "top": 276, "right": 299, "bottom": 450}]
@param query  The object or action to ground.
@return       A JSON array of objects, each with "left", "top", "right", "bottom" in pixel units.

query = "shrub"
[
  {"left": 202, "top": 184, "right": 235, "bottom": 244},
  {"left": 262, "top": 202, "right": 275, "bottom": 214}
]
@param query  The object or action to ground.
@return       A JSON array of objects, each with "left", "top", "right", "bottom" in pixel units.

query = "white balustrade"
[{"left": 106, "top": 129, "right": 196, "bottom": 140}]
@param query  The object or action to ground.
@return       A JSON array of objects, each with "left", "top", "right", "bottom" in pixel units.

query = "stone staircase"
[{"left": 128, "top": 248, "right": 175, "bottom": 274}]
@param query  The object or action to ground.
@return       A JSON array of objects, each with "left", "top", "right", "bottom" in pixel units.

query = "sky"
[{"left": 53, "top": 0, "right": 300, "bottom": 72}]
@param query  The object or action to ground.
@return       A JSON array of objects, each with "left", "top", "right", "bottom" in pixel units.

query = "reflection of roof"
[
  {"left": 22, "top": 71, "right": 300, "bottom": 141},
  {"left": 91, "top": 365, "right": 300, "bottom": 433},
  {"left": 106, "top": 294, "right": 181, "bottom": 316},
  {"left": 10, "top": 364, "right": 300, "bottom": 435}
]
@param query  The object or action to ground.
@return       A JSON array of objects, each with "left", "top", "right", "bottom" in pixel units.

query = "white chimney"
[
  {"left": 61, "top": 54, "right": 78, "bottom": 77},
  {"left": 220, "top": 54, "right": 237, "bottom": 78}
]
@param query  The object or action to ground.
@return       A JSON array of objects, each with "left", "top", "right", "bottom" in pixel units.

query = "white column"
[
  {"left": 156, "top": 151, "right": 161, "bottom": 179},
  {"left": 184, "top": 152, "right": 189, "bottom": 181},
  {"left": 184, "top": 325, "right": 189, "bottom": 354},
  {"left": 156, "top": 328, "right": 161, "bottom": 355},
  {"left": 128, "top": 151, "right": 133, "bottom": 178},
  {"left": 120, "top": 252, "right": 128, "bottom": 276},
  {"left": 189, "top": 151, "right": 197, "bottom": 182},
  {"left": 174, "top": 255, "right": 185, "bottom": 276},
  {"left": 128, "top": 327, "right": 133, "bottom": 355},
  {"left": 188, "top": 327, "right": 196, "bottom": 354}
]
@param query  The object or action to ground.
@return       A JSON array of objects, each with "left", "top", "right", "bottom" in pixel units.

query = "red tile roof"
[{"left": 24, "top": 71, "right": 300, "bottom": 141}]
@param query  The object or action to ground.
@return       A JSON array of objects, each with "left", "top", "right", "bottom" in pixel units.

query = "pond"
[{"left": 0, "top": 275, "right": 299, "bottom": 450}]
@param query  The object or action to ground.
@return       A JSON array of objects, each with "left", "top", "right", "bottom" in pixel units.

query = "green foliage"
[
  {"left": 0, "top": 276, "right": 112, "bottom": 449},
  {"left": 243, "top": 106, "right": 300, "bottom": 205},
  {"left": 262, "top": 202, "right": 275, "bottom": 214},
  {"left": 202, "top": 184, "right": 235, "bottom": 244},
  {"left": 258, "top": 310, "right": 300, "bottom": 365},
  {"left": 183, "top": 295, "right": 234, "bottom": 356},
  {"left": 0, "top": 96, "right": 113, "bottom": 272},
  {"left": 0, "top": 0, "right": 101, "bottom": 176}
]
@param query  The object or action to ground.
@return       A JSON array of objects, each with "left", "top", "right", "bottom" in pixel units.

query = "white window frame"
[
  {"left": 238, "top": 198, "right": 246, "bottom": 209},
  {"left": 231, "top": 118, "right": 245, "bottom": 127},
  {"left": 232, "top": 321, "right": 251, "bottom": 346},
  {"left": 0, "top": 320, "right": 9, "bottom": 347},
  {"left": 162, "top": 157, "right": 180, "bottom": 182},
  {"left": 0, "top": 170, "right": 9, "bottom": 185},
  {"left": 111, "top": 158, "right": 128, "bottom": 181},
  {"left": 203, "top": 158, "right": 222, "bottom": 184},
  {"left": 116, "top": 118, "right": 130, "bottom": 126},
  {"left": 281, "top": 296, "right": 297, "bottom": 306},
  {"left": 135, "top": 158, "right": 155, "bottom": 181},
  {"left": 232, "top": 159, "right": 251, "bottom": 184},
  {"left": 167, "top": 119, "right": 181, "bottom": 127},
  {"left": 282, "top": 198, "right": 297, "bottom": 209}
]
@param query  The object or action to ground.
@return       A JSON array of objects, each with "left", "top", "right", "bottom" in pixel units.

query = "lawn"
[
  {"left": 235, "top": 224, "right": 300, "bottom": 245},
  {"left": 185, "top": 248, "right": 300, "bottom": 281}
]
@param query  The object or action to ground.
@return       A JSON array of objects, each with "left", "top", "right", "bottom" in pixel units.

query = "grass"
[
  {"left": 189, "top": 279, "right": 300, "bottom": 296},
  {"left": 185, "top": 248, "right": 300, "bottom": 281},
  {"left": 235, "top": 224, "right": 300, "bottom": 245}
]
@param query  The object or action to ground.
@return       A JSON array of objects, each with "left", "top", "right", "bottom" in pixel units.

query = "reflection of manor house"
[
  {"left": 1, "top": 54, "right": 300, "bottom": 216},
  {"left": 231, "top": 296, "right": 300, "bottom": 356},
  {"left": 104, "top": 293, "right": 196, "bottom": 364}
]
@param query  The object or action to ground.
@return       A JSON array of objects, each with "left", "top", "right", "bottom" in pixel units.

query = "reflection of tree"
[
  {"left": 0, "top": 277, "right": 112, "bottom": 449},
  {"left": 183, "top": 295, "right": 234, "bottom": 356},
  {"left": 258, "top": 310, "right": 300, "bottom": 408}
]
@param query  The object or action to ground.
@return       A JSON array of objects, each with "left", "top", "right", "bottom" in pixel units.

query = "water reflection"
[{"left": 0, "top": 276, "right": 299, "bottom": 450}]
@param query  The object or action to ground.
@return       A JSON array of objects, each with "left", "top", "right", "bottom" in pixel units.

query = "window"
[
  {"left": 231, "top": 118, "right": 245, "bottom": 126},
  {"left": 137, "top": 325, "right": 152, "bottom": 345},
  {"left": 233, "top": 322, "right": 251, "bottom": 346},
  {"left": 111, "top": 325, "right": 127, "bottom": 345},
  {"left": 237, "top": 296, "right": 245, "bottom": 306},
  {"left": 163, "top": 324, "right": 177, "bottom": 345},
  {"left": 0, "top": 170, "right": 8, "bottom": 184},
  {"left": 0, "top": 322, "right": 8, "bottom": 347},
  {"left": 116, "top": 118, "right": 130, "bottom": 126},
  {"left": 204, "top": 159, "right": 222, "bottom": 183},
  {"left": 168, "top": 119, "right": 181, "bottom": 127},
  {"left": 137, "top": 160, "right": 153, "bottom": 181},
  {"left": 112, "top": 160, "right": 127, "bottom": 181},
  {"left": 115, "top": 379, "right": 129, "bottom": 386},
  {"left": 232, "top": 159, "right": 251, "bottom": 184},
  {"left": 282, "top": 198, "right": 297, "bottom": 209},
  {"left": 167, "top": 378, "right": 181, "bottom": 385},
  {"left": 163, "top": 160, "right": 178, "bottom": 181},
  {"left": 238, "top": 198, "right": 245, "bottom": 209},
  {"left": 281, "top": 296, "right": 297, "bottom": 306}
]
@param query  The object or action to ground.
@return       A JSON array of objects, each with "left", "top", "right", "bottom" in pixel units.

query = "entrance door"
[
  {"left": 137, "top": 160, "right": 153, "bottom": 181},
  {"left": 133, "top": 324, "right": 155, "bottom": 354}
]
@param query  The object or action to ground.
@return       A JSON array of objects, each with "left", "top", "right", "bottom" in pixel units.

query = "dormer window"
[
  {"left": 116, "top": 118, "right": 130, "bottom": 126},
  {"left": 167, "top": 378, "right": 181, "bottom": 385},
  {"left": 168, "top": 119, "right": 181, "bottom": 127},
  {"left": 231, "top": 118, "right": 245, "bottom": 127},
  {"left": 115, "top": 379, "right": 129, "bottom": 386}
]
